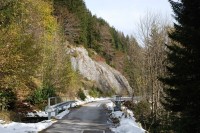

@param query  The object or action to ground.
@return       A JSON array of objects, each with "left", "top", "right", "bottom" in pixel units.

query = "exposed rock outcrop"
[{"left": 67, "top": 47, "right": 132, "bottom": 95}]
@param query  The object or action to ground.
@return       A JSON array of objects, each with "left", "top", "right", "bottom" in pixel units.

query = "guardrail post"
[
  {"left": 54, "top": 97, "right": 58, "bottom": 116},
  {"left": 55, "top": 97, "right": 57, "bottom": 104},
  {"left": 48, "top": 97, "right": 51, "bottom": 120},
  {"left": 55, "top": 108, "right": 58, "bottom": 116},
  {"left": 114, "top": 95, "right": 122, "bottom": 111}
]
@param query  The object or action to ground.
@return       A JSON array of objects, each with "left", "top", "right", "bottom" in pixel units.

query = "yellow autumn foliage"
[{"left": 0, "top": 0, "right": 58, "bottom": 98}]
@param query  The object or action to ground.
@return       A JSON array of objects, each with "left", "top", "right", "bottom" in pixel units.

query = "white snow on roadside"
[
  {"left": 0, "top": 120, "right": 55, "bottom": 133},
  {"left": 27, "top": 111, "right": 48, "bottom": 117},
  {"left": 105, "top": 102, "right": 145, "bottom": 133},
  {"left": 105, "top": 101, "right": 115, "bottom": 111},
  {"left": 111, "top": 111, "right": 123, "bottom": 118},
  {"left": 74, "top": 96, "right": 109, "bottom": 106},
  {"left": 112, "top": 118, "right": 145, "bottom": 133}
]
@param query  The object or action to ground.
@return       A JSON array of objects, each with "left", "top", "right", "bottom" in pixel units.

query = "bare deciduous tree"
[{"left": 136, "top": 12, "right": 172, "bottom": 123}]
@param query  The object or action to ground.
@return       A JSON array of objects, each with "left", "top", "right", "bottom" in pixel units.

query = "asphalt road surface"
[{"left": 42, "top": 100, "right": 113, "bottom": 133}]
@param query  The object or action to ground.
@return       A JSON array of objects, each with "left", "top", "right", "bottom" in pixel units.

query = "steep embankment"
[{"left": 67, "top": 47, "right": 132, "bottom": 95}]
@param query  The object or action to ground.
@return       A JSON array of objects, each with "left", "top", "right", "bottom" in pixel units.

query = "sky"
[{"left": 84, "top": 0, "right": 174, "bottom": 36}]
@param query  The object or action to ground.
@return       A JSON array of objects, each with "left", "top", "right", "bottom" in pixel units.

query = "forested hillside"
[
  {"left": 53, "top": 0, "right": 131, "bottom": 70},
  {"left": 0, "top": 0, "right": 135, "bottom": 115}
]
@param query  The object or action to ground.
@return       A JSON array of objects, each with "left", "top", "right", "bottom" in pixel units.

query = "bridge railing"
[
  {"left": 45, "top": 97, "right": 76, "bottom": 120},
  {"left": 110, "top": 96, "right": 142, "bottom": 111}
]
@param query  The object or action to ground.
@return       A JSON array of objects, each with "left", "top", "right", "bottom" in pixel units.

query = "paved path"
[{"left": 42, "top": 100, "right": 113, "bottom": 133}]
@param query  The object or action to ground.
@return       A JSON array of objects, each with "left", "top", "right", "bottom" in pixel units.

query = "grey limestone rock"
[{"left": 67, "top": 47, "right": 132, "bottom": 95}]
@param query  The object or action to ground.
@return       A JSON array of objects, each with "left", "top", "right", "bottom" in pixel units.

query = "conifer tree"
[{"left": 161, "top": 0, "right": 200, "bottom": 132}]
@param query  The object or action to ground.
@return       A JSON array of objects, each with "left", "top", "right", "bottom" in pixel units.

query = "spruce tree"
[{"left": 161, "top": 0, "right": 200, "bottom": 132}]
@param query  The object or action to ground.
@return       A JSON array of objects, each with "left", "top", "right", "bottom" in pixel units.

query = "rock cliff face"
[{"left": 67, "top": 47, "right": 132, "bottom": 95}]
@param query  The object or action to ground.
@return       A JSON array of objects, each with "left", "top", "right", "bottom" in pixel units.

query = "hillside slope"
[
  {"left": 68, "top": 47, "right": 132, "bottom": 95},
  {"left": 53, "top": 0, "right": 130, "bottom": 72}
]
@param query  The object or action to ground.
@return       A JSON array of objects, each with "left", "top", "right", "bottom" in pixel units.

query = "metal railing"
[{"left": 45, "top": 97, "right": 76, "bottom": 120}]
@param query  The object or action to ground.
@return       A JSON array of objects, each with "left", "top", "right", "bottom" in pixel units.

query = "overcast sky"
[{"left": 84, "top": 0, "right": 174, "bottom": 35}]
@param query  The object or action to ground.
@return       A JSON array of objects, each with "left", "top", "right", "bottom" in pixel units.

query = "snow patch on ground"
[
  {"left": 106, "top": 102, "right": 115, "bottom": 111},
  {"left": 74, "top": 96, "right": 109, "bottom": 106},
  {"left": 27, "top": 111, "right": 48, "bottom": 117},
  {"left": 105, "top": 102, "right": 145, "bottom": 133},
  {"left": 112, "top": 118, "right": 145, "bottom": 133},
  {"left": 111, "top": 111, "right": 123, "bottom": 119},
  {"left": 0, "top": 120, "right": 55, "bottom": 133}
]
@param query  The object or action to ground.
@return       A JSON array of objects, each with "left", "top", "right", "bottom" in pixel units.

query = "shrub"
[
  {"left": 77, "top": 89, "right": 86, "bottom": 101},
  {"left": 123, "top": 101, "right": 134, "bottom": 111},
  {"left": 89, "top": 87, "right": 102, "bottom": 98},
  {"left": 28, "top": 85, "right": 56, "bottom": 105},
  {"left": 0, "top": 111, "right": 20, "bottom": 122},
  {"left": 104, "top": 89, "right": 115, "bottom": 97},
  {"left": 134, "top": 100, "right": 151, "bottom": 121},
  {"left": 133, "top": 100, "right": 153, "bottom": 131},
  {"left": 0, "top": 89, "right": 17, "bottom": 111}
]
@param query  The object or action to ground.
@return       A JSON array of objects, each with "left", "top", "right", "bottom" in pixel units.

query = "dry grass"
[{"left": 0, "top": 111, "right": 20, "bottom": 122}]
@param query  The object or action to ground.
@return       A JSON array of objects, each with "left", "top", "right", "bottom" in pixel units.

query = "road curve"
[{"left": 41, "top": 100, "right": 113, "bottom": 133}]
